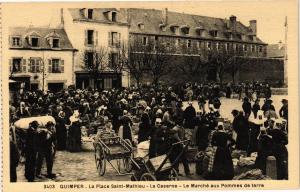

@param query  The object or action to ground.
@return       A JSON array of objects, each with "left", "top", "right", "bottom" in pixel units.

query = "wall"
[
  {"left": 7, "top": 49, "right": 74, "bottom": 90},
  {"left": 63, "top": 9, "right": 130, "bottom": 87}
]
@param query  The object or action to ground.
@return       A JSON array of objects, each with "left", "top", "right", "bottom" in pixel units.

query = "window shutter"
[
  {"left": 36, "top": 59, "right": 40, "bottom": 73},
  {"left": 27, "top": 59, "right": 31, "bottom": 72},
  {"left": 48, "top": 59, "right": 52, "bottom": 73},
  {"left": 21, "top": 59, "right": 26, "bottom": 73},
  {"left": 118, "top": 33, "right": 121, "bottom": 48},
  {"left": 9, "top": 59, "right": 12, "bottom": 72},
  {"left": 84, "top": 30, "right": 88, "bottom": 46},
  {"left": 95, "top": 31, "right": 98, "bottom": 46},
  {"left": 108, "top": 32, "right": 112, "bottom": 46},
  {"left": 60, "top": 59, "right": 64, "bottom": 73}
]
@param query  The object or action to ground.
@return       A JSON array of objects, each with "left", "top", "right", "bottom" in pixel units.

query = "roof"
[
  {"left": 126, "top": 8, "right": 266, "bottom": 44},
  {"left": 68, "top": 8, "right": 128, "bottom": 26},
  {"left": 267, "top": 44, "right": 285, "bottom": 58},
  {"left": 9, "top": 27, "right": 75, "bottom": 51}
]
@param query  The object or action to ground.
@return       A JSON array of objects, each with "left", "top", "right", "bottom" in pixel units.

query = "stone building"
[
  {"left": 63, "top": 8, "right": 130, "bottom": 89},
  {"left": 124, "top": 8, "right": 269, "bottom": 83},
  {"left": 8, "top": 27, "right": 77, "bottom": 91}
]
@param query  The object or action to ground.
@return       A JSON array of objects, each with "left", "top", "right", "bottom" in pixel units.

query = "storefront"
[{"left": 75, "top": 71, "right": 122, "bottom": 90}]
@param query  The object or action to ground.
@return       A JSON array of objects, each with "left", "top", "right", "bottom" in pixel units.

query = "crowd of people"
[{"left": 9, "top": 81, "right": 288, "bottom": 182}]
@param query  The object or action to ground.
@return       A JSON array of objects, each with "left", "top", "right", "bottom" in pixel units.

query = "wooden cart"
[{"left": 93, "top": 131, "right": 134, "bottom": 176}]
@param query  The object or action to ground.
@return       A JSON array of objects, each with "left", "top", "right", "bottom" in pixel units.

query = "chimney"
[
  {"left": 249, "top": 20, "right": 257, "bottom": 35},
  {"left": 162, "top": 8, "right": 168, "bottom": 25},
  {"left": 60, "top": 8, "right": 64, "bottom": 28},
  {"left": 229, "top": 15, "right": 237, "bottom": 31}
]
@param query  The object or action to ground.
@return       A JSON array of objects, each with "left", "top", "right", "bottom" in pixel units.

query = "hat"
[
  {"left": 188, "top": 101, "right": 193, "bottom": 106},
  {"left": 58, "top": 111, "right": 66, "bottom": 118}
]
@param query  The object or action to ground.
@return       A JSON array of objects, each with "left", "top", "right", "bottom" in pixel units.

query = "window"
[
  {"left": 29, "top": 58, "right": 41, "bottom": 73},
  {"left": 111, "top": 32, "right": 118, "bottom": 46},
  {"left": 110, "top": 53, "right": 118, "bottom": 68},
  {"left": 225, "top": 43, "right": 230, "bottom": 51},
  {"left": 86, "top": 52, "right": 94, "bottom": 67},
  {"left": 210, "top": 30, "right": 218, "bottom": 37},
  {"left": 197, "top": 41, "right": 200, "bottom": 49},
  {"left": 143, "top": 36, "right": 148, "bottom": 46},
  {"left": 243, "top": 44, "right": 248, "bottom": 52},
  {"left": 12, "top": 37, "right": 21, "bottom": 47},
  {"left": 138, "top": 23, "right": 145, "bottom": 30},
  {"left": 207, "top": 42, "right": 212, "bottom": 50},
  {"left": 258, "top": 46, "right": 263, "bottom": 52},
  {"left": 52, "top": 38, "right": 60, "bottom": 48},
  {"left": 236, "top": 34, "right": 242, "bottom": 40},
  {"left": 31, "top": 37, "right": 39, "bottom": 47},
  {"left": 88, "top": 9, "right": 93, "bottom": 19},
  {"left": 161, "top": 26, "right": 166, "bottom": 32},
  {"left": 216, "top": 42, "right": 221, "bottom": 50},
  {"left": 11, "top": 58, "right": 22, "bottom": 73},
  {"left": 251, "top": 45, "right": 255, "bottom": 52},
  {"left": 187, "top": 40, "right": 191, "bottom": 48},
  {"left": 51, "top": 59, "right": 60, "bottom": 73},
  {"left": 112, "top": 12, "right": 117, "bottom": 22},
  {"left": 155, "top": 36, "right": 159, "bottom": 41},
  {"left": 87, "top": 30, "right": 94, "bottom": 45}
]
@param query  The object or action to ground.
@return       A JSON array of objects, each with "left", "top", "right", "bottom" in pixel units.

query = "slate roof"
[
  {"left": 126, "top": 8, "right": 266, "bottom": 45},
  {"left": 267, "top": 44, "right": 285, "bottom": 58},
  {"left": 68, "top": 8, "right": 128, "bottom": 25},
  {"left": 9, "top": 27, "right": 75, "bottom": 50}
]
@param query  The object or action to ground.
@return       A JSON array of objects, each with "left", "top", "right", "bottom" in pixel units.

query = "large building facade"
[
  {"left": 63, "top": 8, "right": 130, "bottom": 89},
  {"left": 125, "top": 8, "right": 269, "bottom": 83},
  {"left": 8, "top": 27, "right": 76, "bottom": 92}
]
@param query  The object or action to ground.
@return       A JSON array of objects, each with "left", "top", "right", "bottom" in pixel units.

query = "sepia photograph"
[{"left": 1, "top": 1, "right": 299, "bottom": 191}]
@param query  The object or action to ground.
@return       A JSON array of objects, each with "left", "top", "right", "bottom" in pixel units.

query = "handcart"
[
  {"left": 93, "top": 130, "right": 134, "bottom": 176},
  {"left": 131, "top": 139, "right": 190, "bottom": 181}
]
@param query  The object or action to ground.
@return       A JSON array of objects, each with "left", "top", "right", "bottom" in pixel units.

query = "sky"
[{"left": 3, "top": 1, "right": 295, "bottom": 44}]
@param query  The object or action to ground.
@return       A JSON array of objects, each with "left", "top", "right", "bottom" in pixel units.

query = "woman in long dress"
[
  {"left": 206, "top": 122, "right": 235, "bottom": 180},
  {"left": 67, "top": 110, "right": 82, "bottom": 152}
]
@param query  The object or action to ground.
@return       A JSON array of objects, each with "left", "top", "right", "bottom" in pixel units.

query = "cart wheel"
[
  {"left": 95, "top": 144, "right": 106, "bottom": 176},
  {"left": 169, "top": 168, "right": 179, "bottom": 181},
  {"left": 140, "top": 173, "right": 157, "bottom": 181},
  {"left": 123, "top": 139, "right": 133, "bottom": 172}
]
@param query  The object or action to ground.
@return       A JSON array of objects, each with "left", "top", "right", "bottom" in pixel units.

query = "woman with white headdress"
[
  {"left": 56, "top": 111, "right": 67, "bottom": 150},
  {"left": 206, "top": 122, "right": 235, "bottom": 180},
  {"left": 67, "top": 110, "right": 82, "bottom": 152}
]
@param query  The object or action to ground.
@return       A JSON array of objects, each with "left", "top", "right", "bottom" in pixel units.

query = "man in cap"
[
  {"left": 36, "top": 121, "right": 57, "bottom": 179},
  {"left": 25, "top": 121, "right": 39, "bottom": 182}
]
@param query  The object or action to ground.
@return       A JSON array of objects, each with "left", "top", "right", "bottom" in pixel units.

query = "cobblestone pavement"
[
  {"left": 16, "top": 150, "right": 202, "bottom": 182},
  {"left": 16, "top": 96, "right": 286, "bottom": 182}
]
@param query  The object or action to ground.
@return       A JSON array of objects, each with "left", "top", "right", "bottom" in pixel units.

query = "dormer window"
[
  {"left": 170, "top": 24, "right": 180, "bottom": 35},
  {"left": 138, "top": 23, "right": 145, "bottom": 30},
  {"left": 31, "top": 37, "right": 39, "bottom": 47},
  {"left": 195, "top": 27, "right": 204, "bottom": 37},
  {"left": 112, "top": 12, "right": 117, "bottom": 22},
  {"left": 181, "top": 26, "right": 190, "bottom": 35},
  {"left": 236, "top": 33, "right": 242, "bottom": 40},
  {"left": 52, "top": 38, "right": 60, "bottom": 48},
  {"left": 210, "top": 30, "right": 218, "bottom": 37},
  {"left": 11, "top": 36, "right": 22, "bottom": 47},
  {"left": 88, "top": 9, "right": 93, "bottom": 19}
]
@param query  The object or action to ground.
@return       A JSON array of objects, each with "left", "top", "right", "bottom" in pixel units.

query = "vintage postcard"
[{"left": 1, "top": 1, "right": 299, "bottom": 191}]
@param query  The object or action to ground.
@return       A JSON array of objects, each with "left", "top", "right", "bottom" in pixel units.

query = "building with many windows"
[
  {"left": 63, "top": 8, "right": 130, "bottom": 89},
  {"left": 8, "top": 27, "right": 77, "bottom": 92},
  {"left": 125, "top": 8, "right": 269, "bottom": 83}
]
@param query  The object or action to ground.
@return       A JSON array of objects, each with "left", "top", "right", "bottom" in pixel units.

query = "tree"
[
  {"left": 126, "top": 40, "right": 151, "bottom": 88},
  {"left": 177, "top": 46, "right": 211, "bottom": 82},
  {"left": 80, "top": 46, "right": 109, "bottom": 89},
  {"left": 148, "top": 43, "right": 172, "bottom": 86}
]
